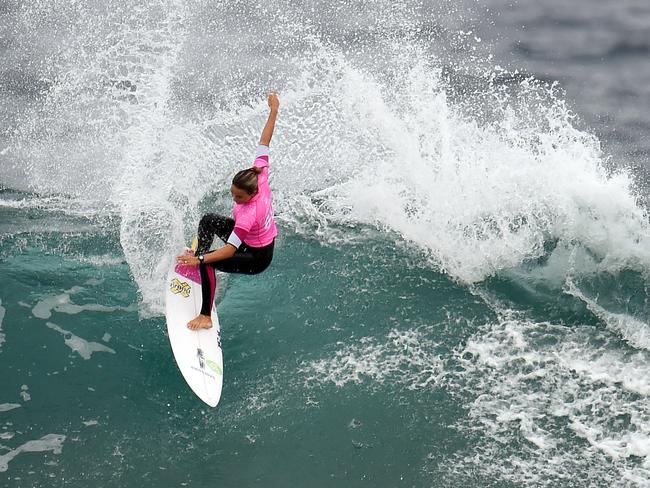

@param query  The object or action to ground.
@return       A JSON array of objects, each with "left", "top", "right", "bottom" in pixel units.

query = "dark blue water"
[{"left": 1, "top": 1, "right": 650, "bottom": 486}]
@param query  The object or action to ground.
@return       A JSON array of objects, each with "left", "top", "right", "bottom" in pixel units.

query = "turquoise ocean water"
[{"left": 2, "top": 1, "right": 650, "bottom": 486}]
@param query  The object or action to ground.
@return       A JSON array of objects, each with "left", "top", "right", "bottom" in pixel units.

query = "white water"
[
  {"left": 447, "top": 313, "right": 650, "bottom": 484},
  {"left": 5, "top": 1, "right": 650, "bottom": 316},
  {"left": 0, "top": 403, "right": 21, "bottom": 413},
  {"left": 45, "top": 322, "right": 116, "bottom": 360},
  {"left": 0, "top": 299, "right": 5, "bottom": 351},
  {"left": 0, "top": 433, "right": 66, "bottom": 473},
  {"left": 32, "top": 286, "right": 135, "bottom": 320},
  {"left": 301, "top": 328, "right": 442, "bottom": 390}
]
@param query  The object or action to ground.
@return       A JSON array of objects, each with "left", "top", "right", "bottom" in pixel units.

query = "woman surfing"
[{"left": 176, "top": 92, "right": 279, "bottom": 330}]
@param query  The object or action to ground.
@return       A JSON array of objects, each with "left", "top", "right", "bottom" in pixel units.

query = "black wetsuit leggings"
[{"left": 195, "top": 213, "right": 274, "bottom": 315}]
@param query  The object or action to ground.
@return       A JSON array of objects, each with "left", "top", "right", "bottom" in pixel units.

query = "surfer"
[{"left": 176, "top": 92, "right": 280, "bottom": 330}]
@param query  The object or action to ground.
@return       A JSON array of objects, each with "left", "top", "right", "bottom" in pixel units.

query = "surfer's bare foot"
[{"left": 187, "top": 314, "right": 212, "bottom": 330}]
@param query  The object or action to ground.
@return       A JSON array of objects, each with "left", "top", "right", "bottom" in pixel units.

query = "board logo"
[
  {"left": 197, "top": 348, "right": 205, "bottom": 369},
  {"left": 170, "top": 278, "right": 191, "bottom": 298},
  {"left": 207, "top": 360, "right": 223, "bottom": 375}
]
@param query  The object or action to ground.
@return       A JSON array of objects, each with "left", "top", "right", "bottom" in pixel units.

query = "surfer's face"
[{"left": 231, "top": 185, "right": 253, "bottom": 204}]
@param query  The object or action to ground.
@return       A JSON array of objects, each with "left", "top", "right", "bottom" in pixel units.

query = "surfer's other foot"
[{"left": 187, "top": 314, "right": 212, "bottom": 330}]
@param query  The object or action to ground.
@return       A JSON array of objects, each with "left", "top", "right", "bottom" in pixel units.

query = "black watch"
[{"left": 198, "top": 254, "right": 205, "bottom": 263}]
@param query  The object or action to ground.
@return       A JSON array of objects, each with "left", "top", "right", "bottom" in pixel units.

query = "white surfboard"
[{"left": 165, "top": 260, "right": 223, "bottom": 407}]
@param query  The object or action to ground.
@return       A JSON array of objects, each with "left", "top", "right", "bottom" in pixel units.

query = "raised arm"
[{"left": 259, "top": 92, "right": 279, "bottom": 146}]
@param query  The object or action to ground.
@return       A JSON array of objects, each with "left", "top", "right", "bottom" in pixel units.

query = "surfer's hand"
[
  {"left": 268, "top": 92, "right": 279, "bottom": 112},
  {"left": 176, "top": 254, "right": 199, "bottom": 266}
]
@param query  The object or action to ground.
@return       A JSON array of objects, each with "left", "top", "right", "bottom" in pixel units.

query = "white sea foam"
[
  {"left": 32, "top": 287, "right": 83, "bottom": 319},
  {"left": 0, "top": 195, "right": 113, "bottom": 218},
  {"left": 32, "top": 287, "right": 136, "bottom": 320},
  {"left": 75, "top": 255, "right": 126, "bottom": 267},
  {"left": 301, "top": 328, "right": 442, "bottom": 390},
  {"left": 0, "top": 299, "right": 5, "bottom": 351},
  {"left": 45, "top": 322, "right": 116, "bottom": 360},
  {"left": 445, "top": 314, "right": 650, "bottom": 485},
  {"left": 221, "top": 330, "right": 421, "bottom": 427},
  {"left": 0, "top": 433, "right": 66, "bottom": 473},
  {"left": 0, "top": 404, "right": 21, "bottom": 413},
  {"left": 20, "top": 385, "right": 30, "bottom": 402}
]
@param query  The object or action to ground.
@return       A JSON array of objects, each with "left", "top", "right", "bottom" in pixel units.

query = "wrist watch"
[{"left": 198, "top": 254, "right": 205, "bottom": 264}]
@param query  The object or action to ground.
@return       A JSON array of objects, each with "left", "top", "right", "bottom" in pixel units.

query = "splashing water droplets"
[{"left": 7, "top": 1, "right": 650, "bottom": 313}]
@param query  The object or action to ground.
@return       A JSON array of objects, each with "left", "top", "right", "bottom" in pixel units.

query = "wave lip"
[{"left": 566, "top": 279, "right": 650, "bottom": 352}]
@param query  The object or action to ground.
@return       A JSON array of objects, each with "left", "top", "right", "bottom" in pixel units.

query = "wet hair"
[{"left": 232, "top": 166, "right": 263, "bottom": 195}]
